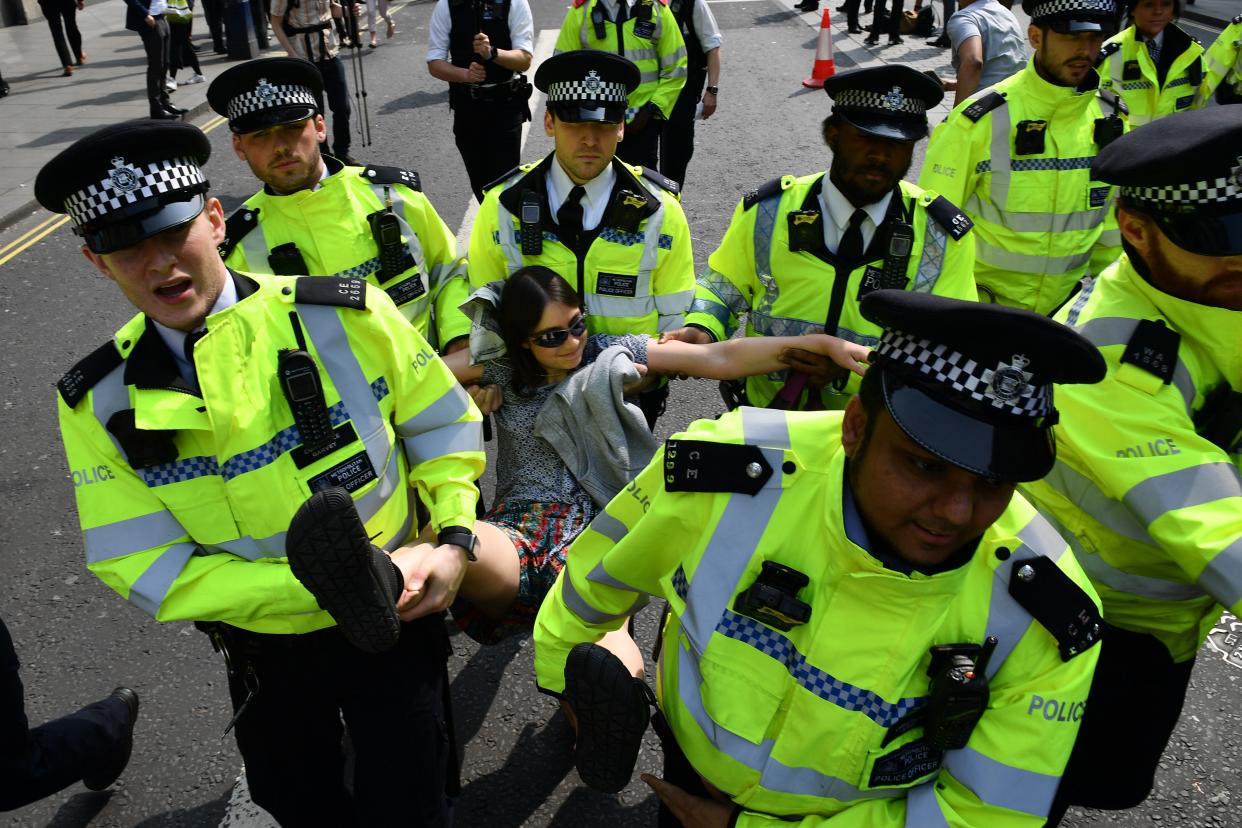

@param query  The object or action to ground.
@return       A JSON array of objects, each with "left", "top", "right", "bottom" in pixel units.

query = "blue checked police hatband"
[
  {"left": 1124, "top": 159, "right": 1242, "bottom": 208},
  {"left": 226, "top": 77, "right": 319, "bottom": 123},
  {"left": 832, "top": 87, "right": 926, "bottom": 116},
  {"left": 1027, "top": 0, "right": 1114, "bottom": 19},
  {"left": 873, "top": 329, "right": 1054, "bottom": 419},
  {"left": 547, "top": 70, "right": 628, "bottom": 105},
  {"left": 63, "top": 156, "right": 207, "bottom": 226}
]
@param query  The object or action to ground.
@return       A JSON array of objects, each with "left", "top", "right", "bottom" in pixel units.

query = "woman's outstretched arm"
[{"left": 644, "top": 333, "right": 869, "bottom": 381}]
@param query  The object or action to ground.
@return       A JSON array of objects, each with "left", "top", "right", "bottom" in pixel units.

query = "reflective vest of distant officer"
[
  {"left": 536, "top": 290, "right": 1109, "bottom": 827},
  {"left": 678, "top": 65, "right": 977, "bottom": 411},
  {"left": 1096, "top": 9, "right": 1206, "bottom": 126},
  {"left": 208, "top": 57, "right": 472, "bottom": 351},
  {"left": 554, "top": 0, "right": 688, "bottom": 168},
  {"left": 920, "top": 0, "right": 1128, "bottom": 315},
  {"left": 1202, "top": 13, "right": 1242, "bottom": 102}
]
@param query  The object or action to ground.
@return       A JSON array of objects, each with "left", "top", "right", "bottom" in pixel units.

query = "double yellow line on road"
[{"left": 0, "top": 114, "right": 230, "bottom": 267}]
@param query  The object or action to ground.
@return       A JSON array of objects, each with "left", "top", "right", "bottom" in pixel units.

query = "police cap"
[
  {"left": 860, "top": 290, "right": 1106, "bottom": 483},
  {"left": 823, "top": 66, "right": 944, "bottom": 142},
  {"left": 35, "top": 120, "right": 211, "bottom": 255},
  {"left": 1023, "top": 0, "right": 1117, "bottom": 33},
  {"left": 535, "top": 50, "right": 639, "bottom": 124},
  {"left": 207, "top": 56, "right": 322, "bottom": 134},
  {"left": 1093, "top": 107, "right": 1242, "bottom": 257}
]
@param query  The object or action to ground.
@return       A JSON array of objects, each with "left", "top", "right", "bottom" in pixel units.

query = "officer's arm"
[
  {"left": 1088, "top": 193, "right": 1123, "bottom": 277},
  {"left": 917, "top": 115, "right": 979, "bottom": 216},
  {"left": 925, "top": 205, "right": 979, "bottom": 302},
  {"left": 651, "top": 197, "right": 696, "bottom": 333},
  {"left": 367, "top": 287, "right": 484, "bottom": 531},
  {"left": 1201, "top": 23, "right": 1240, "bottom": 101},
  {"left": 649, "top": 6, "right": 689, "bottom": 119},
  {"left": 466, "top": 191, "right": 509, "bottom": 288},
  {"left": 59, "top": 399, "right": 320, "bottom": 625},
  {"left": 553, "top": 11, "right": 581, "bottom": 53},
  {"left": 403, "top": 190, "right": 471, "bottom": 349},
  {"left": 683, "top": 197, "right": 755, "bottom": 342}
]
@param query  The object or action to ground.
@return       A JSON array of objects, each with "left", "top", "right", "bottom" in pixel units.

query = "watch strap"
[{"left": 438, "top": 525, "right": 478, "bottom": 561}]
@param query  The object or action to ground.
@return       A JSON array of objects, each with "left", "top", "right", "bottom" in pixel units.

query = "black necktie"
[
  {"left": 615, "top": 0, "right": 628, "bottom": 23},
  {"left": 558, "top": 185, "right": 587, "bottom": 251},
  {"left": 836, "top": 209, "right": 867, "bottom": 263},
  {"left": 184, "top": 329, "right": 207, "bottom": 365},
  {"left": 1146, "top": 38, "right": 1159, "bottom": 63}
]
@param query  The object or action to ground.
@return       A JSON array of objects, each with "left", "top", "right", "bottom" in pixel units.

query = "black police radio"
[
  {"left": 734, "top": 561, "right": 812, "bottom": 631},
  {"left": 922, "top": 636, "right": 997, "bottom": 750},
  {"left": 268, "top": 242, "right": 309, "bottom": 276},
  {"left": 278, "top": 349, "right": 337, "bottom": 458},
  {"left": 367, "top": 209, "right": 406, "bottom": 284},
  {"left": 520, "top": 190, "right": 542, "bottom": 255}
]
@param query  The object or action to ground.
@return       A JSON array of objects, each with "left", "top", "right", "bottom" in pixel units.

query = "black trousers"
[
  {"left": 452, "top": 98, "right": 527, "bottom": 203},
  {"left": 224, "top": 615, "right": 453, "bottom": 827},
  {"left": 617, "top": 116, "right": 661, "bottom": 169},
  {"left": 869, "top": 0, "right": 903, "bottom": 37},
  {"left": 201, "top": 0, "right": 226, "bottom": 51},
  {"left": 653, "top": 711, "right": 725, "bottom": 827},
  {"left": 659, "top": 69, "right": 706, "bottom": 189},
  {"left": 38, "top": 0, "right": 81, "bottom": 68},
  {"left": 168, "top": 20, "right": 202, "bottom": 76},
  {"left": 138, "top": 15, "right": 172, "bottom": 115},
  {"left": 316, "top": 55, "right": 353, "bottom": 160},
  {"left": 1044, "top": 626, "right": 1196, "bottom": 826},
  {"left": 0, "top": 617, "right": 132, "bottom": 811}
]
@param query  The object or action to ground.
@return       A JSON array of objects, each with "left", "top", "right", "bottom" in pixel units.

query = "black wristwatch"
[
  {"left": 704, "top": 85, "right": 719, "bottom": 95},
  {"left": 486, "top": 45, "right": 498, "bottom": 62},
  {"left": 438, "top": 525, "right": 478, "bottom": 561}
]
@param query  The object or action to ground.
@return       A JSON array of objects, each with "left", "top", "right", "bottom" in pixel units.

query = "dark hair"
[
  {"left": 821, "top": 113, "right": 841, "bottom": 147},
  {"left": 1127, "top": 0, "right": 1180, "bottom": 22},
  {"left": 497, "top": 265, "right": 585, "bottom": 397}
]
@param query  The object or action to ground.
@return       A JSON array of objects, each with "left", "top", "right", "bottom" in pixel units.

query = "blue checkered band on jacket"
[
  {"left": 873, "top": 329, "right": 1054, "bottom": 419},
  {"left": 64, "top": 157, "right": 206, "bottom": 225},
  {"left": 1123, "top": 171, "right": 1242, "bottom": 207},
  {"left": 227, "top": 81, "right": 319, "bottom": 123},
  {"left": 546, "top": 77, "right": 628, "bottom": 105},
  {"left": 1028, "top": 0, "right": 1113, "bottom": 19},
  {"left": 832, "top": 87, "right": 926, "bottom": 116}
]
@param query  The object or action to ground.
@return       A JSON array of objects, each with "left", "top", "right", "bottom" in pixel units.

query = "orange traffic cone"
[{"left": 802, "top": 9, "right": 836, "bottom": 89}]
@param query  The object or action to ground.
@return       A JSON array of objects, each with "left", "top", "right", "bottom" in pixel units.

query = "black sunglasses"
[{"left": 530, "top": 314, "right": 588, "bottom": 348}]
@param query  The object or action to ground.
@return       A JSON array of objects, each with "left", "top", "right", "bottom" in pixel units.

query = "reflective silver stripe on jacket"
[
  {"left": 694, "top": 269, "right": 748, "bottom": 335},
  {"left": 128, "top": 541, "right": 198, "bottom": 617},
  {"left": 964, "top": 194, "right": 1108, "bottom": 234},
  {"left": 943, "top": 746, "right": 1061, "bottom": 817},
  {"left": 1064, "top": 275, "right": 1097, "bottom": 327},
  {"left": 393, "top": 382, "right": 482, "bottom": 466},
  {"left": 751, "top": 189, "right": 782, "bottom": 302},
  {"left": 1073, "top": 316, "right": 1197, "bottom": 411},
  {"left": 986, "top": 102, "right": 1013, "bottom": 207},
  {"left": 912, "top": 218, "right": 947, "bottom": 293},
  {"left": 240, "top": 211, "right": 270, "bottom": 270},
  {"left": 905, "top": 782, "right": 951, "bottom": 828},
  {"left": 975, "top": 237, "right": 1093, "bottom": 275},
  {"left": 494, "top": 177, "right": 528, "bottom": 273}
]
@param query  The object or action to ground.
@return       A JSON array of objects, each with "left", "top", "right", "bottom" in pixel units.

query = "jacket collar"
[
  {"left": 261, "top": 154, "right": 343, "bottom": 197},
  {"left": 497, "top": 154, "right": 659, "bottom": 233},
  {"left": 1014, "top": 57, "right": 1101, "bottom": 113}
]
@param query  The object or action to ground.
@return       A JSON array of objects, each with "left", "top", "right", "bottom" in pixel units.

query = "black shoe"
[
  {"left": 848, "top": 25, "right": 865, "bottom": 33},
  {"left": 564, "top": 643, "right": 655, "bottom": 793},
  {"left": 863, "top": 2, "right": 872, "bottom": 11},
  {"left": 928, "top": 34, "right": 951, "bottom": 47},
  {"left": 888, "top": 35, "right": 903, "bottom": 44},
  {"left": 795, "top": 0, "right": 819, "bottom": 11},
  {"left": 0, "top": 83, "right": 9, "bottom": 99},
  {"left": 286, "top": 487, "right": 403, "bottom": 654},
  {"left": 83, "top": 688, "right": 139, "bottom": 791},
  {"left": 864, "top": 34, "right": 880, "bottom": 44},
  {"left": 149, "top": 110, "right": 180, "bottom": 120},
  {"left": 163, "top": 104, "right": 188, "bottom": 115},
  {"left": 835, "top": 3, "right": 847, "bottom": 9}
]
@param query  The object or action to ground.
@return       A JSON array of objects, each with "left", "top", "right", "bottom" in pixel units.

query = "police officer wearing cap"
[
  {"left": 209, "top": 57, "right": 472, "bottom": 354},
  {"left": 37, "top": 119, "right": 484, "bottom": 826},
  {"left": 1096, "top": 0, "right": 1207, "bottom": 127},
  {"left": 1020, "top": 107, "right": 1242, "bottom": 825},
  {"left": 921, "top": 0, "right": 1129, "bottom": 316},
  {"left": 467, "top": 50, "right": 694, "bottom": 428},
  {"left": 1202, "top": 11, "right": 1242, "bottom": 104},
  {"left": 534, "top": 290, "right": 1108, "bottom": 827},
  {"left": 669, "top": 65, "right": 978, "bottom": 413}
]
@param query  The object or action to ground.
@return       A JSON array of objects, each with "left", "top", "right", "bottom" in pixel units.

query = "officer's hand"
[
  {"left": 394, "top": 543, "right": 469, "bottom": 620},
  {"left": 144, "top": 13, "right": 156, "bottom": 26},
  {"left": 465, "top": 61, "right": 487, "bottom": 83},
  {"left": 779, "top": 349, "right": 849, "bottom": 386},
  {"left": 659, "top": 326, "right": 714, "bottom": 346},
  {"left": 641, "top": 775, "right": 735, "bottom": 828},
  {"left": 628, "top": 105, "right": 654, "bottom": 133},
  {"left": 701, "top": 90, "right": 717, "bottom": 119},
  {"left": 352, "top": 3, "right": 363, "bottom": 17},
  {"left": 467, "top": 383, "right": 504, "bottom": 415},
  {"left": 473, "top": 32, "right": 492, "bottom": 59}
]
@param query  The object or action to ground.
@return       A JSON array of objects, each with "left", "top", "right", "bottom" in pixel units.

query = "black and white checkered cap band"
[
  {"left": 63, "top": 157, "right": 206, "bottom": 225},
  {"left": 874, "top": 329, "right": 1054, "bottom": 419},
  {"left": 546, "top": 79, "right": 628, "bottom": 105},
  {"left": 1122, "top": 173, "right": 1242, "bottom": 207},
  {"left": 832, "top": 88, "right": 926, "bottom": 116},
  {"left": 227, "top": 83, "right": 319, "bottom": 122},
  {"left": 1028, "top": 0, "right": 1113, "bottom": 18}
]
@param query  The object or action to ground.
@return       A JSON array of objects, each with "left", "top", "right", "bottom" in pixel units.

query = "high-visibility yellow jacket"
[
  {"left": 468, "top": 155, "right": 694, "bottom": 336},
  {"left": 554, "top": 0, "right": 688, "bottom": 121},
  {"left": 535, "top": 407, "right": 1102, "bottom": 826},
  {"left": 1203, "top": 14, "right": 1242, "bottom": 101},
  {"left": 919, "top": 60, "right": 1128, "bottom": 315},
  {"left": 221, "top": 159, "right": 470, "bottom": 350},
  {"left": 58, "top": 273, "right": 484, "bottom": 634},
  {"left": 1021, "top": 255, "right": 1242, "bottom": 664},
  {"left": 684, "top": 174, "right": 978, "bottom": 409},
  {"left": 1097, "top": 23, "right": 1206, "bottom": 127}
]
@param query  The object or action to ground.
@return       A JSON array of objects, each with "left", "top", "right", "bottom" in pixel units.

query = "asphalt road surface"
[{"left": 1, "top": 1, "right": 1239, "bottom": 825}]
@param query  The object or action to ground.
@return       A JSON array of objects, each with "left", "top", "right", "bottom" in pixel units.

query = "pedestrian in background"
[
  {"left": 866, "top": 0, "right": 905, "bottom": 45},
  {"left": 166, "top": 0, "right": 206, "bottom": 87},
  {"left": 942, "top": 0, "right": 1026, "bottom": 105},
  {"left": 200, "top": 0, "right": 226, "bottom": 53},
  {"left": 38, "top": 0, "right": 85, "bottom": 77},
  {"left": 1097, "top": 0, "right": 1206, "bottom": 126},
  {"left": 927, "top": 0, "right": 955, "bottom": 46},
  {"left": 365, "top": 0, "right": 395, "bottom": 47},
  {"left": 659, "top": 0, "right": 722, "bottom": 189},
  {"left": 124, "top": 0, "right": 185, "bottom": 119}
]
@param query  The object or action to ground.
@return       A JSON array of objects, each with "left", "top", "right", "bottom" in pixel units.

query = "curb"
[{"left": 1182, "top": 10, "right": 1230, "bottom": 31}]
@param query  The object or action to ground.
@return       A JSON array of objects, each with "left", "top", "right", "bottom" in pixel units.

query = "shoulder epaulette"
[
  {"left": 294, "top": 276, "right": 368, "bottom": 310},
  {"left": 218, "top": 206, "right": 260, "bottom": 261},
  {"left": 962, "top": 91, "right": 1006, "bottom": 123},
  {"left": 663, "top": 437, "right": 773, "bottom": 496},
  {"left": 742, "top": 176, "right": 789, "bottom": 210},
  {"left": 1119, "top": 318, "right": 1180, "bottom": 386},
  {"left": 58, "top": 340, "right": 124, "bottom": 408},
  {"left": 1096, "top": 40, "right": 1121, "bottom": 66},
  {"left": 924, "top": 195, "right": 973, "bottom": 241},
  {"left": 361, "top": 165, "right": 421, "bottom": 191},
  {"left": 482, "top": 163, "right": 530, "bottom": 197},
  {"left": 641, "top": 166, "right": 680, "bottom": 195},
  {"left": 1008, "top": 555, "right": 1102, "bottom": 661},
  {"left": 1232, "top": 12, "right": 1241, "bottom": 24}
]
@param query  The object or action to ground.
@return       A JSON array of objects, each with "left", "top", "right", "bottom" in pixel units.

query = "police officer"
[
  {"left": 670, "top": 66, "right": 978, "bottom": 412},
  {"left": 426, "top": 0, "right": 535, "bottom": 203},
  {"left": 1019, "top": 107, "right": 1242, "bottom": 826},
  {"left": 534, "top": 290, "right": 1108, "bottom": 826},
  {"left": 658, "top": 0, "right": 722, "bottom": 188},
  {"left": 1203, "top": 12, "right": 1242, "bottom": 104},
  {"left": 208, "top": 58, "right": 472, "bottom": 354},
  {"left": 1096, "top": 0, "right": 1206, "bottom": 127},
  {"left": 467, "top": 50, "right": 695, "bottom": 427},
  {"left": 554, "top": 0, "right": 688, "bottom": 168},
  {"left": 37, "top": 120, "right": 484, "bottom": 826},
  {"left": 920, "top": 0, "right": 1127, "bottom": 315}
]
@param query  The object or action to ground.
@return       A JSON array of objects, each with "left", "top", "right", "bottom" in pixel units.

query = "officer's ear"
[
  {"left": 203, "top": 197, "right": 227, "bottom": 246},
  {"left": 841, "top": 395, "right": 868, "bottom": 458},
  {"left": 1117, "top": 205, "right": 1155, "bottom": 255},
  {"left": 1028, "top": 23, "right": 1043, "bottom": 51},
  {"left": 544, "top": 108, "right": 556, "bottom": 138},
  {"left": 312, "top": 114, "right": 327, "bottom": 143},
  {"left": 231, "top": 132, "right": 247, "bottom": 163},
  {"left": 81, "top": 245, "right": 115, "bottom": 283}
]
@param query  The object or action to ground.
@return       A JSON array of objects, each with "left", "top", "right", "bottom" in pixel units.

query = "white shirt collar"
[
  {"left": 1143, "top": 29, "right": 1165, "bottom": 49},
  {"left": 547, "top": 157, "right": 616, "bottom": 233},
  {"left": 154, "top": 274, "right": 239, "bottom": 383},
  {"left": 822, "top": 176, "right": 892, "bottom": 233}
]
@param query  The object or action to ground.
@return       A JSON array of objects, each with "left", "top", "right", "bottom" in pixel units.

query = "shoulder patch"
[
  {"left": 1097, "top": 41, "right": 1121, "bottom": 64},
  {"left": 663, "top": 438, "right": 772, "bottom": 496},
  {"left": 1008, "top": 556, "right": 1102, "bottom": 661},
  {"left": 219, "top": 206, "right": 260, "bottom": 260},
  {"left": 481, "top": 165, "right": 524, "bottom": 196},
  {"left": 924, "top": 195, "right": 973, "bottom": 241},
  {"left": 58, "top": 340, "right": 124, "bottom": 408},
  {"left": 742, "top": 176, "right": 788, "bottom": 210},
  {"left": 360, "top": 165, "right": 421, "bottom": 191},
  {"left": 641, "top": 166, "right": 680, "bottom": 195},
  {"left": 1232, "top": 12, "right": 1241, "bottom": 24},
  {"left": 1120, "top": 318, "right": 1180, "bottom": 385},
  {"left": 294, "top": 277, "right": 368, "bottom": 310},
  {"left": 962, "top": 91, "right": 1007, "bottom": 123}
]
